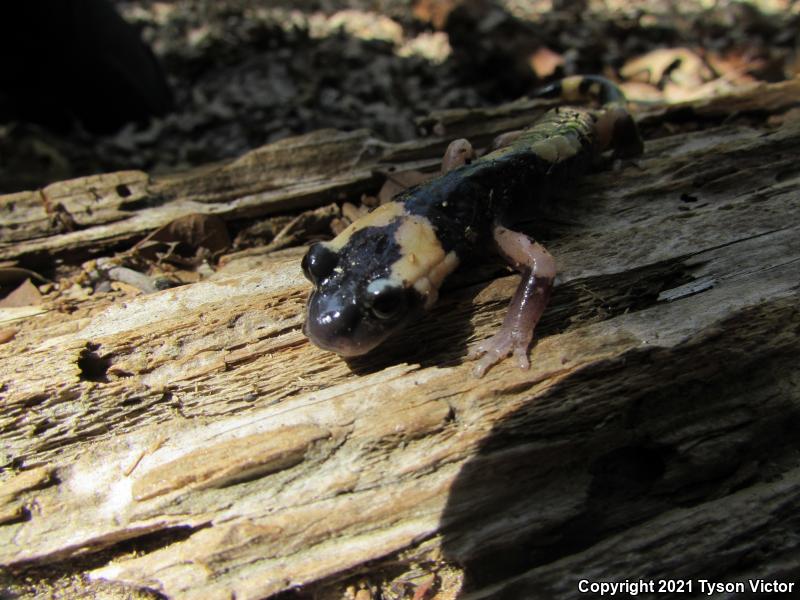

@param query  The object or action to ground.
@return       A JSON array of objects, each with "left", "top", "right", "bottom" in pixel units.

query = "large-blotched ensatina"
[{"left": 302, "top": 76, "right": 643, "bottom": 376}]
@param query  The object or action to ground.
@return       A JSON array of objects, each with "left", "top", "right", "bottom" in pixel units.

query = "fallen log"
[{"left": 1, "top": 79, "right": 799, "bottom": 599}]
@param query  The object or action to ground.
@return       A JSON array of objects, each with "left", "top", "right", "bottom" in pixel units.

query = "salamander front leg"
[
  {"left": 469, "top": 225, "right": 556, "bottom": 378},
  {"left": 441, "top": 138, "right": 475, "bottom": 172}
]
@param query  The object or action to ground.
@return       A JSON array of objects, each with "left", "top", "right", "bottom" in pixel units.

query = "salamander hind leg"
[{"left": 469, "top": 225, "right": 556, "bottom": 378}]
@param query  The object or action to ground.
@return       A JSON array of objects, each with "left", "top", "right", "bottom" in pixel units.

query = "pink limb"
[
  {"left": 441, "top": 138, "right": 475, "bottom": 173},
  {"left": 469, "top": 225, "right": 556, "bottom": 377}
]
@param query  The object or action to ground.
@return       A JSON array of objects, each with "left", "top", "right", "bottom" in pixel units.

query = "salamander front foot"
[
  {"left": 469, "top": 327, "right": 532, "bottom": 378},
  {"left": 467, "top": 225, "right": 556, "bottom": 378}
]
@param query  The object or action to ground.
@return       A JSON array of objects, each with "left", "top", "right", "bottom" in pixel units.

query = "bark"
[{"left": 1, "top": 79, "right": 799, "bottom": 599}]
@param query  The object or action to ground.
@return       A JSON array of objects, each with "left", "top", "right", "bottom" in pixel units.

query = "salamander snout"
[
  {"left": 304, "top": 284, "right": 421, "bottom": 356},
  {"left": 303, "top": 294, "right": 372, "bottom": 357},
  {"left": 304, "top": 277, "right": 421, "bottom": 358}
]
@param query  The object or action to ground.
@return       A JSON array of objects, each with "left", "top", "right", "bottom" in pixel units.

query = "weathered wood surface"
[{"left": 1, "top": 80, "right": 799, "bottom": 599}]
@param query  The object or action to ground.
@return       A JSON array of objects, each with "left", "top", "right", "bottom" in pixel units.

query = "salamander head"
[
  {"left": 302, "top": 234, "right": 422, "bottom": 356},
  {"left": 301, "top": 203, "right": 460, "bottom": 357}
]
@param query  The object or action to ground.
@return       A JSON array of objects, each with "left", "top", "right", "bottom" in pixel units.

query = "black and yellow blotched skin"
[{"left": 302, "top": 76, "right": 643, "bottom": 375}]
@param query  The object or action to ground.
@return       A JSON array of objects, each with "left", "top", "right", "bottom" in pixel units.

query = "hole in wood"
[{"left": 77, "top": 343, "right": 111, "bottom": 383}]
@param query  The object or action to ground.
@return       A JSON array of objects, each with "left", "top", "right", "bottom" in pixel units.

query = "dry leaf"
[
  {"left": 135, "top": 213, "right": 231, "bottom": 263},
  {"left": 263, "top": 204, "right": 341, "bottom": 253},
  {"left": 0, "top": 279, "right": 43, "bottom": 308},
  {"left": 621, "top": 48, "right": 712, "bottom": 88},
  {"left": 0, "top": 327, "right": 18, "bottom": 344},
  {"left": 528, "top": 46, "right": 564, "bottom": 79},
  {"left": 412, "top": 0, "right": 461, "bottom": 30},
  {"left": 110, "top": 281, "right": 144, "bottom": 296},
  {"left": 619, "top": 81, "right": 664, "bottom": 102}
]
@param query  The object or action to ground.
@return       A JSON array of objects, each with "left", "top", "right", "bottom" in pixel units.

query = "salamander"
[{"left": 302, "top": 75, "right": 643, "bottom": 376}]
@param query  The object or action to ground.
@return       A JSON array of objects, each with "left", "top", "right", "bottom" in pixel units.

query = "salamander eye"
[
  {"left": 302, "top": 243, "right": 338, "bottom": 285},
  {"left": 366, "top": 279, "right": 407, "bottom": 320}
]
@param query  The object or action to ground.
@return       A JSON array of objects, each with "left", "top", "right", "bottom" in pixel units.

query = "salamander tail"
[{"left": 534, "top": 75, "right": 626, "bottom": 107}]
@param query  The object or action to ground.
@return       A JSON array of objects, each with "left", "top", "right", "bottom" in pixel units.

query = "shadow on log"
[{"left": 442, "top": 299, "right": 800, "bottom": 598}]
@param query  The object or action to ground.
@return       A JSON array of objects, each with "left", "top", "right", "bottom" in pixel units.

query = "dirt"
[{"left": 1, "top": 0, "right": 797, "bottom": 194}]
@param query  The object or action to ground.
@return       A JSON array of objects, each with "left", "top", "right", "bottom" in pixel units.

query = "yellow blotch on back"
[
  {"left": 530, "top": 132, "right": 582, "bottom": 163},
  {"left": 550, "top": 133, "right": 582, "bottom": 158},
  {"left": 326, "top": 201, "right": 407, "bottom": 251},
  {"left": 390, "top": 215, "right": 460, "bottom": 308},
  {"left": 560, "top": 76, "right": 584, "bottom": 102}
]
